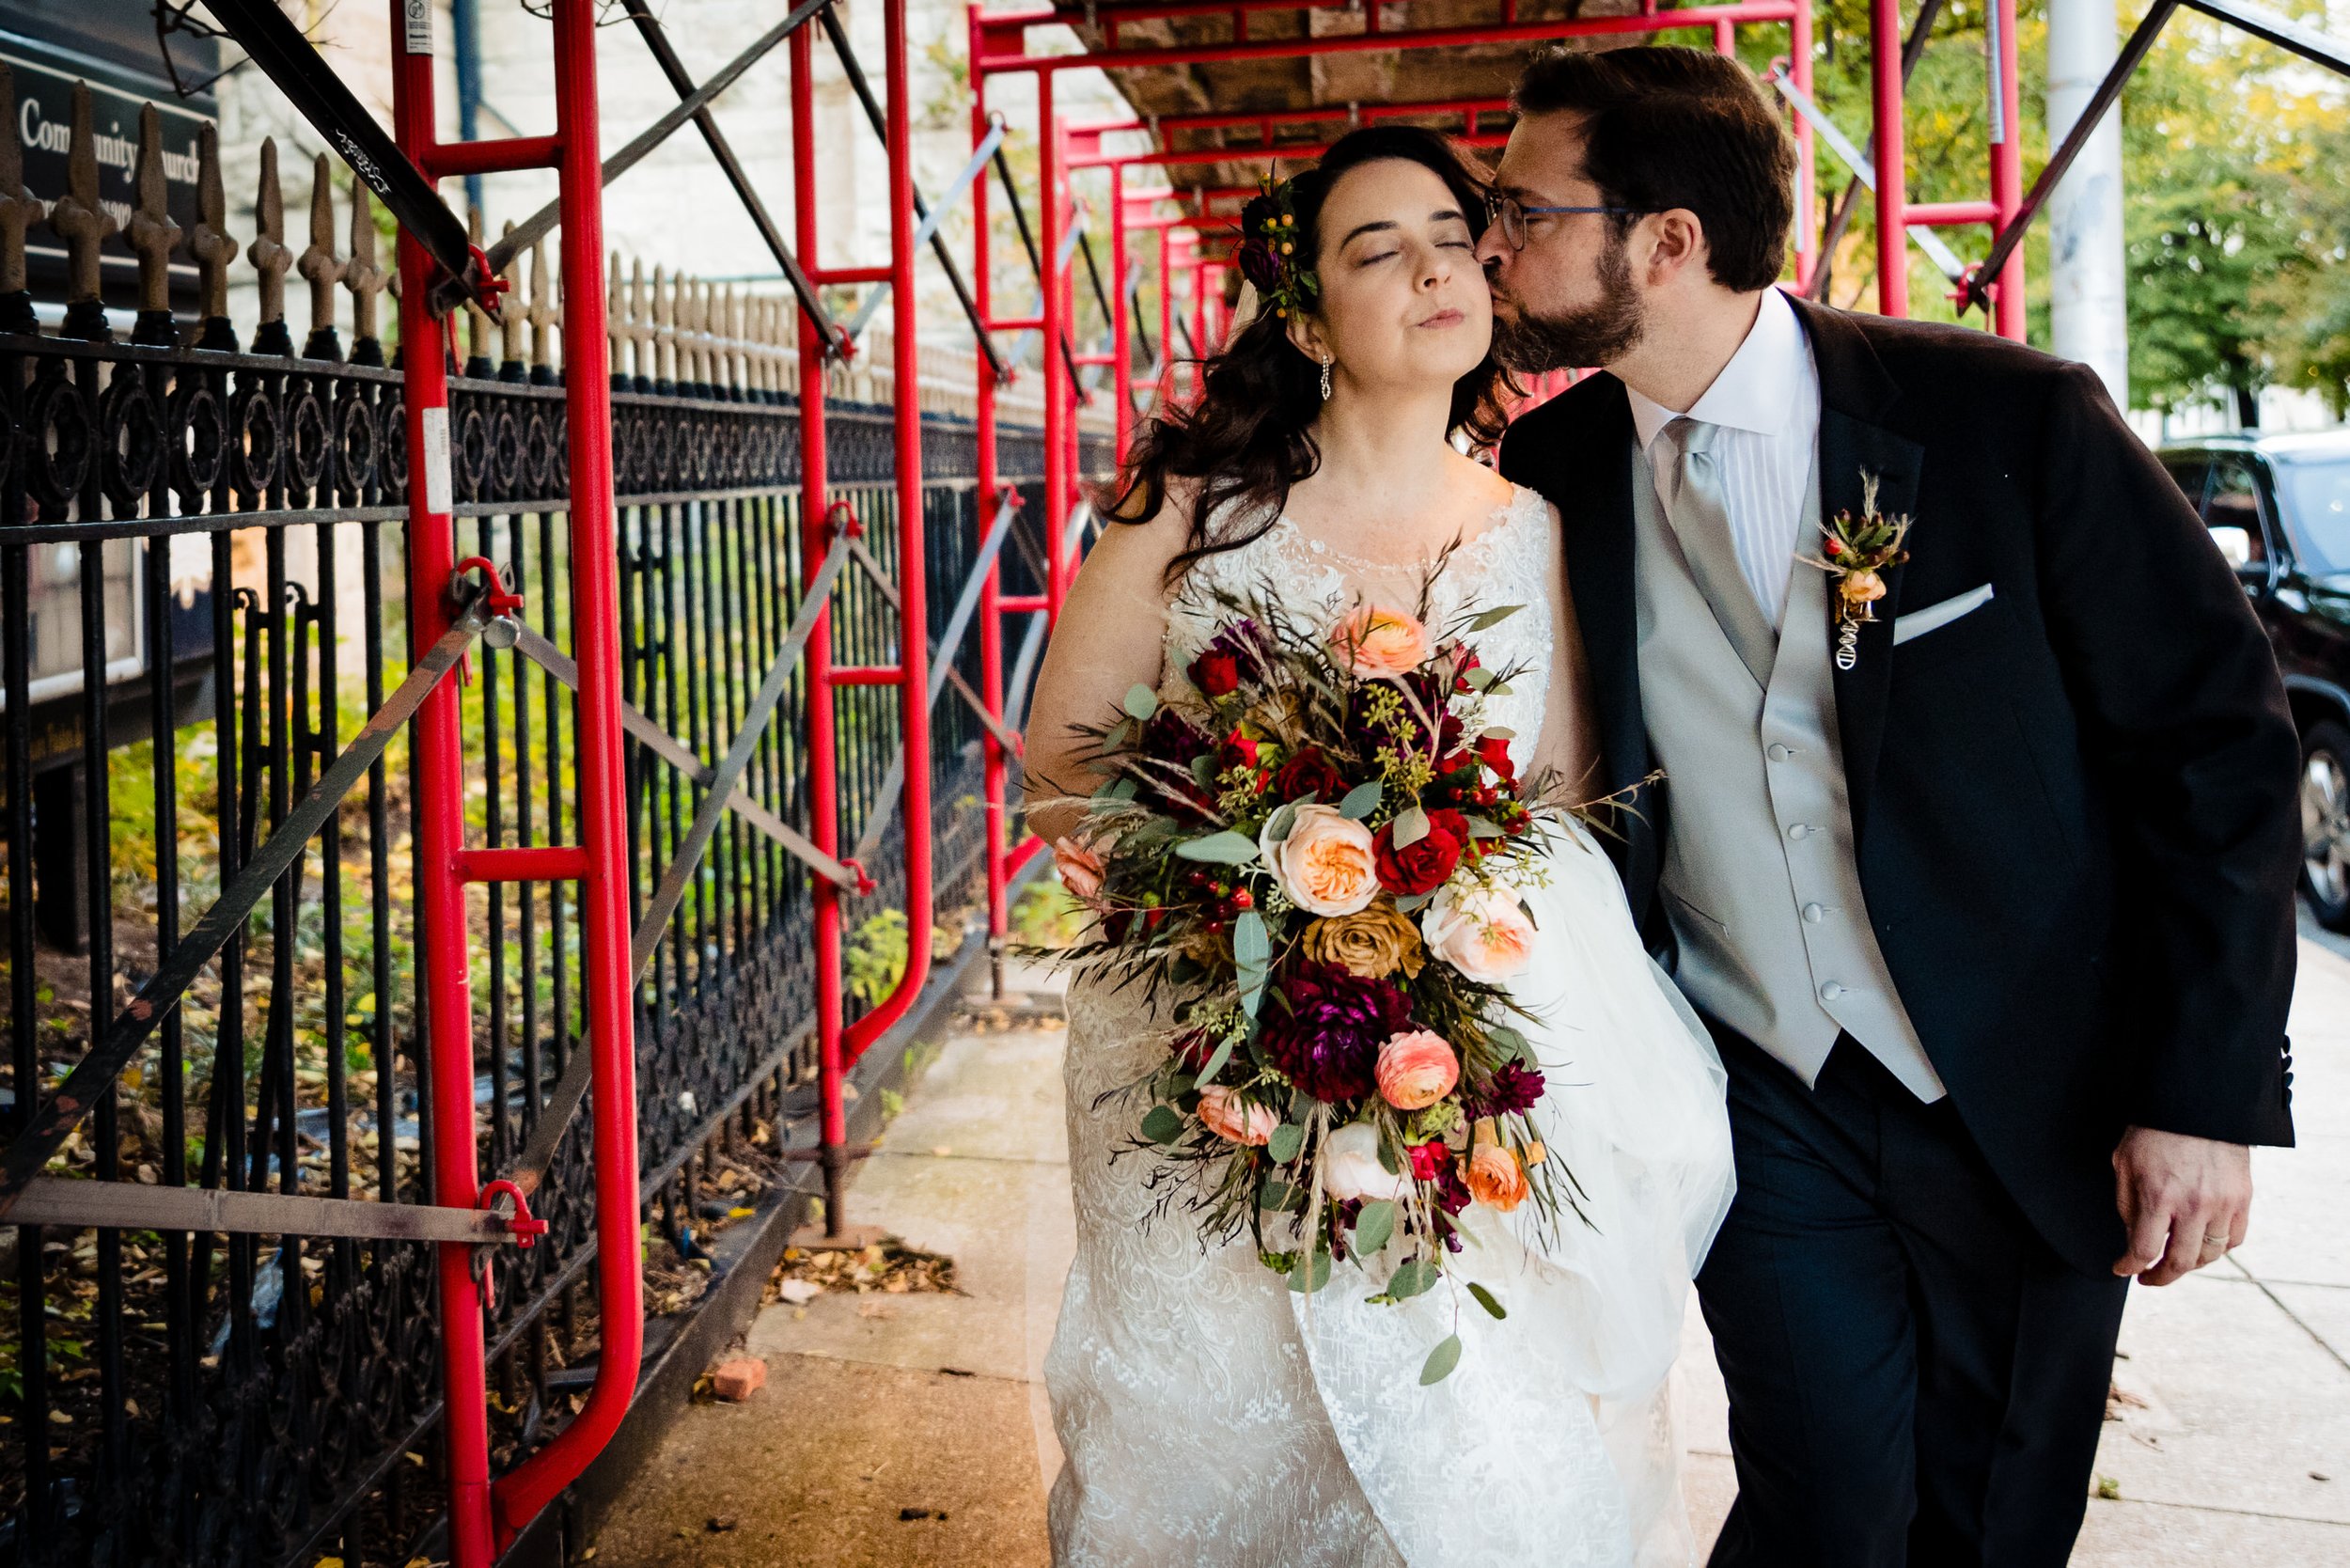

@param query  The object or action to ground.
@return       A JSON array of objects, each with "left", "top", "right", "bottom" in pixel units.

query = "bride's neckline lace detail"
[
  {"left": 1163, "top": 482, "right": 1559, "bottom": 776},
  {"left": 1267, "top": 488, "right": 1540, "bottom": 575}
]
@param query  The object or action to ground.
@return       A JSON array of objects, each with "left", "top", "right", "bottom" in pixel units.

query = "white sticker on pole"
[
  {"left": 404, "top": 0, "right": 432, "bottom": 55},
  {"left": 421, "top": 406, "right": 452, "bottom": 513}
]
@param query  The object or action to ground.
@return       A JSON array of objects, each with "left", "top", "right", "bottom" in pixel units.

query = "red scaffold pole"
[
  {"left": 1040, "top": 71, "right": 1071, "bottom": 622},
  {"left": 840, "top": 0, "right": 934, "bottom": 1064},
  {"left": 1872, "top": 0, "right": 1910, "bottom": 318},
  {"left": 386, "top": 19, "right": 493, "bottom": 1560},
  {"left": 788, "top": 21, "right": 854, "bottom": 1234},
  {"left": 389, "top": 0, "right": 641, "bottom": 1558},
  {"left": 972, "top": 48, "right": 1012, "bottom": 998},
  {"left": 489, "top": 0, "right": 643, "bottom": 1535}
]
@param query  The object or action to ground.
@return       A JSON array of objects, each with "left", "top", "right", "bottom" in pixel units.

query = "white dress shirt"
[{"left": 1626, "top": 287, "right": 1821, "bottom": 631}]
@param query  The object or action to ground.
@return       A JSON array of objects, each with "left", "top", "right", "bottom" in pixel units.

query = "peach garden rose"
[
  {"left": 1419, "top": 883, "right": 1537, "bottom": 982},
  {"left": 1260, "top": 803, "right": 1379, "bottom": 917}
]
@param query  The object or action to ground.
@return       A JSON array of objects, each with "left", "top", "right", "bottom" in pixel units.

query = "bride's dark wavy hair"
[{"left": 1104, "top": 125, "right": 1517, "bottom": 582}]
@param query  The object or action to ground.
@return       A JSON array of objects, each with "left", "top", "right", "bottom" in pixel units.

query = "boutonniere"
[{"left": 1802, "top": 472, "right": 1911, "bottom": 672}]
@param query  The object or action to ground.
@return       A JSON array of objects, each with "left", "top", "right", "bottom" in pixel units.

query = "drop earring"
[{"left": 1319, "top": 353, "right": 1333, "bottom": 400}]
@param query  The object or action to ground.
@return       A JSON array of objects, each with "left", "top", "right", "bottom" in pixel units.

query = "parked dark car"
[{"left": 2159, "top": 429, "right": 2350, "bottom": 927}]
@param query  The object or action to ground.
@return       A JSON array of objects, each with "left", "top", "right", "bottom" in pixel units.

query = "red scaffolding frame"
[
  {"left": 962, "top": 0, "right": 1823, "bottom": 937},
  {"left": 383, "top": 0, "right": 939, "bottom": 1560}
]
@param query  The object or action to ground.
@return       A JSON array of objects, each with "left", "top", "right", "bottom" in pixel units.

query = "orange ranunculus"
[
  {"left": 1196, "top": 1084, "right": 1277, "bottom": 1147},
  {"left": 1052, "top": 835, "right": 1107, "bottom": 905},
  {"left": 1465, "top": 1140, "right": 1529, "bottom": 1213},
  {"left": 1329, "top": 605, "right": 1429, "bottom": 678},
  {"left": 1374, "top": 1030, "right": 1459, "bottom": 1111}
]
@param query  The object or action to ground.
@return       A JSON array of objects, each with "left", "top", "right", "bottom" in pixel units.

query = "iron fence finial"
[
  {"left": 497, "top": 220, "right": 527, "bottom": 370},
  {"left": 48, "top": 81, "right": 119, "bottom": 320},
  {"left": 0, "top": 65, "right": 34, "bottom": 312},
  {"left": 297, "top": 151, "right": 346, "bottom": 353},
  {"left": 247, "top": 136, "right": 293, "bottom": 343},
  {"left": 345, "top": 181, "right": 388, "bottom": 351},
  {"left": 128, "top": 104, "right": 183, "bottom": 321}
]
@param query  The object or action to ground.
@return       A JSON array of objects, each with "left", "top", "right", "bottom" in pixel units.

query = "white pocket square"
[{"left": 1892, "top": 583, "right": 1995, "bottom": 646}]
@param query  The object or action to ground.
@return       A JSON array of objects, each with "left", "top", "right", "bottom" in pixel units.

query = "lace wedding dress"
[{"left": 1044, "top": 484, "right": 1736, "bottom": 1567}]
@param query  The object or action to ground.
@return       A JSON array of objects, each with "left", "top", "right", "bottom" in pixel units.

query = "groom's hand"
[{"left": 2111, "top": 1126, "right": 2253, "bottom": 1285}]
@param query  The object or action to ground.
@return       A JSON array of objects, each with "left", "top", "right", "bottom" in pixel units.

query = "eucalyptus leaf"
[
  {"left": 1288, "top": 1247, "right": 1332, "bottom": 1294},
  {"left": 1267, "top": 1122, "right": 1305, "bottom": 1164},
  {"left": 1464, "top": 815, "right": 1504, "bottom": 839},
  {"left": 1467, "top": 1281, "right": 1508, "bottom": 1320},
  {"left": 1103, "top": 717, "right": 1133, "bottom": 751},
  {"left": 1392, "top": 891, "right": 1434, "bottom": 913},
  {"left": 1337, "top": 780, "right": 1383, "bottom": 820},
  {"left": 1191, "top": 753, "right": 1220, "bottom": 785},
  {"left": 1480, "top": 726, "right": 1515, "bottom": 740},
  {"left": 1260, "top": 1178, "right": 1307, "bottom": 1213},
  {"left": 1463, "top": 666, "right": 1495, "bottom": 691},
  {"left": 1174, "top": 830, "right": 1260, "bottom": 865},
  {"left": 1233, "top": 910, "right": 1270, "bottom": 969},
  {"left": 1122, "top": 682, "right": 1159, "bottom": 721},
  {"left": 1108, "top": 776, "right": 1139, "bottom": 801},
  {"left": 1138, "top": 1104, "right": 1183, "bottom": 1145},
  {"left": 1390, "top": 805, "right": 1430, "bottom": 849},
  {"left": 1418, "top": 1333, "right": 1464, "bottom": 1385},
  {"left": 1386, "top": 1258, "right": 1439, "bottom": 1300},
  {"left": 1467, "top": 604, "right": 1524, "bottom": 631},
  {"left": 1195, "top": 1033, "right": 1237, "bottom": 1087},
  {"left": 1353, "top": 1200, "right": 1396, "bottom": 1258}
]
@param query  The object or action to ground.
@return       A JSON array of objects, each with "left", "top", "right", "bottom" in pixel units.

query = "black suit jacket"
[{"left": 1499, "top": 294, "right": 2300, "bottom": 1277}]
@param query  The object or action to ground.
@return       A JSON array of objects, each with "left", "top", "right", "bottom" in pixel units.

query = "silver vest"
[{"left": 1631, "top": 442, "right": 1946, "bottom": 1101}]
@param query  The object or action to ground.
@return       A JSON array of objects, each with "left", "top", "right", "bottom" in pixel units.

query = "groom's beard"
[{"left": 1488, "top": 238, "right": 1646, "bottom": 373}]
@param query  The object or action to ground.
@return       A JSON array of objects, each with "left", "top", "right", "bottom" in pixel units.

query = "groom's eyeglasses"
[{"left": 1483, "top": 194, "right": 1648, "bottom": 251}]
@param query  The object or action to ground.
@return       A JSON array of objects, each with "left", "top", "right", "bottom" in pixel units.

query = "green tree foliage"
[{"left": 1733, "top": 2, "right": 2347, "bottom": 415}]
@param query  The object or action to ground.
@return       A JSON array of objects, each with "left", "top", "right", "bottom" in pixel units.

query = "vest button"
[
  {"left": 1819, "top": 980, "right": 1845, "bottom": 1002},
  {"left": 1768, "top": 744, "right": 1793, "bottom": 762},
  {"left": 1802, "top": 902, "right": 1825, "bottom": 923},
  {"left": 1787, "top": 823, "right": 1810, "bottom": 840}
]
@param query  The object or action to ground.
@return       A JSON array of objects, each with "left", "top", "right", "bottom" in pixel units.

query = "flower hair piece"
[{"left": 1233, "top": 171, "right": 1319, "bottom": 321}]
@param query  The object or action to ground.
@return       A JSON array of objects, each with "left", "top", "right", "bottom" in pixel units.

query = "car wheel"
[{"left": 2299, "top": 719, "right": 2350, "bottom": 931}]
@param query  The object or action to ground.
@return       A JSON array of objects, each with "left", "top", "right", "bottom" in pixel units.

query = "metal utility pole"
[{"left": 2047, "top": 0, "right": 2130, "bottom": 405}]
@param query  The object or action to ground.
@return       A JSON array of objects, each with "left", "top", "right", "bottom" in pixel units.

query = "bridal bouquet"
[{"left": 1044, "top": 582, "right": 1578, "bottom": 1384}]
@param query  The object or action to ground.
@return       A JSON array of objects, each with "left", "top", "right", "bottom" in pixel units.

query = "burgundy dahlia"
[
  {"left": 1466, "top": 1060, "right": 1546, "bottom": 1119},
  {"left": 1259, "top": 962, "right": 1412, "bottom": 1103}
]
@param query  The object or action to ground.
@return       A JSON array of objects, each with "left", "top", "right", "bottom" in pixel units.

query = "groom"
[{"left": 1484, "top": 45, "right": 2300, "bottom": 1568}]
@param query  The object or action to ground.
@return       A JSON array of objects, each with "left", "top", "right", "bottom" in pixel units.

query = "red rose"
[
  {"left": 1372, "top": 808, "right": 1467, "bottom": 896},
  {"left": 1406, "top": 1139, "right": 1451, "bottom": 1182},
  {"left": 1221, "top": 728, "right": 1261, "bottom": 770},
  {"left": 1270, "top": 745, "right": 1346, "bottom": 805},
  {"left": 1477, "top": 735, "right": 1516, "bottom": 783},
  {"left": 1189, "top": 650, "right": 1242, "bottom": 696}
]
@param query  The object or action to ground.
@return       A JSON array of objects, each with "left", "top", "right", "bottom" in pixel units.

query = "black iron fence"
[{"left": 0, "top": 97, "right": 1111, "bottom": 1568}]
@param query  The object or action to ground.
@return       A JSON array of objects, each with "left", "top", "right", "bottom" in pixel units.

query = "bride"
[{"left": 1022, "top": 126, "right": 1734, "bottom": 1567}]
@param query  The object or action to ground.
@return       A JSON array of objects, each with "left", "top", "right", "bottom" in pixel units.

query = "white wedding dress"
[{"left": 1044, "top": 484, "right": 1736, "bottom": 1567}]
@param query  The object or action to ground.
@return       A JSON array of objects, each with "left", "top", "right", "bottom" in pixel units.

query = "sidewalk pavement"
[{"left": 588, "top": 948, "right": 2349, "bottom": 1564}]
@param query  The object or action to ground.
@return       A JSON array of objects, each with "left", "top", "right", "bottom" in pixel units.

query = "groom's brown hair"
[{"left": 1512, "top": 45, "right": 1795, "bottom": 292}]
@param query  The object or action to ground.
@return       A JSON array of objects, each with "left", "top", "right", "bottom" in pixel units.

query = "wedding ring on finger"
[{"left": 2200, "top": 1231, "right": 2232, "bottom": 1259}]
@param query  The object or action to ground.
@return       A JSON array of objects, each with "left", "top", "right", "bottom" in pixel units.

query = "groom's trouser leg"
[{"left": 1695, "top": 1027, "right": 2127, "bottom": 1568}]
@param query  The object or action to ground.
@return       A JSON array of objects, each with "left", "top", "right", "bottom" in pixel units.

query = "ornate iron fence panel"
[{"left": 0, "top": 313, "right": 1086, "bottom": 1566}]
